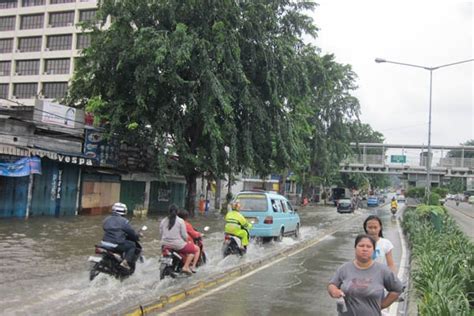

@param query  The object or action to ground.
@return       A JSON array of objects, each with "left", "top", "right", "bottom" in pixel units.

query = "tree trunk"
[
  {"left": 279, "top": 168, "right": 288, "bottom": 196},
  {"left": 185, "top": 173, "right": 197, "bottom": 217}
]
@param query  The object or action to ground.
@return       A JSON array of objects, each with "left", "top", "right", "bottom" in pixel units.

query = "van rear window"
[{"left": 236, "top": 194, "right": 268, "bottom": 212}]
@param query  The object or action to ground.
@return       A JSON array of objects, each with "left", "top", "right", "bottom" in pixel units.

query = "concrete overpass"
[{"left": 340, "top": 143, "right": 474, "bottom": 186}]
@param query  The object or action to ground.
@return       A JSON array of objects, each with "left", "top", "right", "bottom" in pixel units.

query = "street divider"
[{"left": 124, "top": 213, "right": 365, "bottom": 316}]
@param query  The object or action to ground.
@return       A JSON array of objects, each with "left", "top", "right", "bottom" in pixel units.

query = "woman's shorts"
[{"left": 179, "top": 242, "right": 199, "bottom": 255}]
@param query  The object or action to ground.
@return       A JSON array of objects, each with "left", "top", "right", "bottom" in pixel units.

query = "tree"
[
  {"left": 447, "top": 140, "right": 474, "bottom": 159},
  {"left": 69, "top": 0, "right": 318, "bottom": 214}
]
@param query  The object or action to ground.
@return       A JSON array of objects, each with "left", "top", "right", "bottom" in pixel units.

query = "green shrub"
[
  {"left": 406, "top": 187, "right": 425, "bottom": 198},
  {"left": 432, "top": 187, "right": 448, "bottom": 198},
  {"left": 424, "top": 192, "right": 441, "bottom": 205},
  {"left": 402, "top": 207, "right": 474, "bottom": 316}
]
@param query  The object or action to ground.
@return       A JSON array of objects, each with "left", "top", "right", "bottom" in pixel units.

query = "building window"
[
  {"left": 0, "top": 61, "right": 11, "bottom": 76},
  {"left": 0, "top": 0, "right": 18, "bottom": 9},
  {"left": 43, "top": 82, "right": 68, "bottom": 99},
  {"left": 20, "top": 14, "right": 44, "bottom": 30},
  {"left": 0, "top": 84, "right": 8, "bottom": 98},
  {"left": 22, "top": 0, "right": 44, "bottom": 7},
  {"left": 18, "top": 36, "right": 42, "bottom": 52},
  {"left": 0, "top": 38, "right": 13, "bottom": 53},
  {"left": 79, "top": 9, "right": 96, "bottom": 22},
  {"left": 44, "top": 58, "right": 70, "bottom": 74},
  {"left": 0, "top": 16, "right": 16, "bottom": 31},
  {"left": 13, "top": 83, "right": 37, "bottom": 98},
  {"left": 76, "top": 33, "right": 90, "bottom": 49},
  {"left": 16, "top": 59, "right": 40, "bottom": 75},
  {"left": 46, "top": 34, "right": 72, "bottom": 51},
  {"left": 50, "top": 0, "right": 75, "bottom": 3},
  {"left": 48, "top": 11, "right": 74, "bottom": 27}
]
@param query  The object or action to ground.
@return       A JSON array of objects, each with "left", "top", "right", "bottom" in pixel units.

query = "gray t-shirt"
[
  {"left": 329, "top": 261, "right": 403, "bottom": 316},
  {"left": 159, "top": 216, "right": 188, "bottom": 250}
]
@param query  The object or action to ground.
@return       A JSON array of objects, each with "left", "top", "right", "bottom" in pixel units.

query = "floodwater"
[{"left": 0, "top": 205, "right": 359, "bottom": 315}]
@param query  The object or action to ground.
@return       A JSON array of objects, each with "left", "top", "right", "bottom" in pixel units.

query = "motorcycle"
[
  {"left": 159, "top": 226, "right": 209, "bottom": 280},
  {"left": 88, "top": 225, "right": 147, "bottom": 281},
  {"left": 390, "top": 207, "right": 397, "bottom": 215},
  {"left": 222, "top": 233, "right": 246, "bottom": 257}
]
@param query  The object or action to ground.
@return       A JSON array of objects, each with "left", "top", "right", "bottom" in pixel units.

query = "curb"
[{"left": 123, "top": 214, "right": 364, "bottom": 315}]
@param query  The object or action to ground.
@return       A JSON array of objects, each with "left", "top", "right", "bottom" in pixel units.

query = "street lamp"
[{"left": 375, "top": 57, "right": 474, "bottom": 200}]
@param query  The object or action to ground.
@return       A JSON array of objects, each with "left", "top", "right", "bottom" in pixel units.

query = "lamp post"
[{"left": 375, "top": 58, "right": 474, "bottom": 200}]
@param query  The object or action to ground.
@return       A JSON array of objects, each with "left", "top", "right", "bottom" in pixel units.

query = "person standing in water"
[{"left": 363, "top": 215, "right": 396, "bottom": 273}]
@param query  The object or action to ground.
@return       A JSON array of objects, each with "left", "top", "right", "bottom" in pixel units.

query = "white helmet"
[{"left": 112, "top": 202, "right": 127, "bottom": 215}]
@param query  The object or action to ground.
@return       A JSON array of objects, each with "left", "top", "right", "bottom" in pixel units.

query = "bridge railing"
[
  {"left": 342, "top": 154, "right": 385, "bottom": 165},
  {"left": 438, "top": 157, "right": 474, "bottom": 168}
]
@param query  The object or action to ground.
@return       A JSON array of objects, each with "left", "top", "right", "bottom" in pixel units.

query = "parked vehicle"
[
  {"left": 159, "top": 227, "right": 209, "bottom": 280},
  {"left": 367, "top": 196, "right": 379, "bottom": 207},
  {"left": 88, "top": 226, "right": 147, "bottom": 281},
  {"left": 468, "top": 196, "right": 474, "bottom": 205},
  {"left": 336, "top": 199, "right": 354, "bottom": 213},
  {"left": 234, "top": 190, "right": 300, "bottom": 241}
]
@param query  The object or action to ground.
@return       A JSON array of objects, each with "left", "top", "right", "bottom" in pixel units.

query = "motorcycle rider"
[
  {"left": 391, "top": 197, "right": 398, "bottom": 210},
  {"left": 102, "top": 202, "right": 140, "bottom": 270},
  {"left": 224, "top": 201, "right": 253, "bottom": 250},
  {"left": 177, "top": 209, "right": 201, "bottom": 270}
]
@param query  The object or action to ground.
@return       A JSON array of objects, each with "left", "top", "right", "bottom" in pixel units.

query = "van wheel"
[
  {"left": 294, "top": 224, "right": 300, "bottom": 239},
  {"left": 275, "top": 228, "right": 284, "bottom": 242}
]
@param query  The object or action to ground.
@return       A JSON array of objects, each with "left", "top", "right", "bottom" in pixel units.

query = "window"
[
  {"left": 43, "top": 82, "right": 68, "bottom": 99},
  {"left": 279, "top": 200, "right": 287, "bottom": 212},
  {"left": 0, "top": 61, "right": 11, "bottom": 76},
  {"left": 0, "top": 0, "right": 18, "bottom": 9},
  {"left": 0, "top": 38, "right": 13, "bottom": 53},
  {"left": 50, "top": 0, "right": 75, "bottom": 3},
  {"left": 0, "top": 84, "right": 8, "bottom": 98},
  {"left": 44, "top": 58, "right": 70, "bottom": 74},
  {"left": 16, "top": 59, "right": 39, "bottom": 75},
  {"left": 79, "top": 9, "right": 96, "bottom": 22},
  {"left": 20, "top": 14, "right": 44, "bottom": 30},
  {"left": 0, "top": 16, "right": 16, "bottom": 31},
  {"left": 271, "top": 199, "right": 281, "bottom": 212},
  {"left": 49, "top": 11, "right": 74, "bottom": 27},
  {"left": 18, "top": 36, "right": 42, "bottom": 52},
  {"left": 13, "top": 83, "right": 37, "bottom": 98},
  {"left": 22, "top": 0, "right": 44, "bottom": 7},
  {"left": 47, "top": 34, "right": 72, "bottom": 50},
  {"left": 76, "top": 33, "right": 90, "bottom": 49}
]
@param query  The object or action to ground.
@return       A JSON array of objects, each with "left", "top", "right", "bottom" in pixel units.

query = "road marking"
[{"left": 389, "top": 209, "right": 408, "bottom": 316}]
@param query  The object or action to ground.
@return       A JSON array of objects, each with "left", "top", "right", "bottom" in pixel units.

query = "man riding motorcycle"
[
  {"left": 102, "top": 202, "right": 140, "bottom": 270},
  {"left": 390, "top": 197, "right": 398, "bottom": 212},
  {"left": 225, "top": 201, "right": 253, "bottom": 250}
]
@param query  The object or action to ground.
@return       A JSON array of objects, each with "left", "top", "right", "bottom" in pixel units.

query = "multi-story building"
[{"left": 0, "top": 0, "right": 97, "bottom": 106}]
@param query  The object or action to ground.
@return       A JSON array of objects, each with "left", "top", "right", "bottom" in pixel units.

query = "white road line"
[{"left": 389, "top": 214, "right": 408, "bottom": 316}]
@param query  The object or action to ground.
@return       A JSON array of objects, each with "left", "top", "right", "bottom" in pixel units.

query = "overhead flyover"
[{"left": 339, "top": 143, "right": 474, "bottom": 181}]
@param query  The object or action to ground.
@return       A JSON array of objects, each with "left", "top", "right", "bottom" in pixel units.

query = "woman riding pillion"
[{"left": 224, "top": 202, "right": 253, "bottom": 251}]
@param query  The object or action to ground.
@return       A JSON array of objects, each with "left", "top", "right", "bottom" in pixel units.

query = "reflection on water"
[{"left": 0, "top": 206, "right": 343, "bottom": 315}]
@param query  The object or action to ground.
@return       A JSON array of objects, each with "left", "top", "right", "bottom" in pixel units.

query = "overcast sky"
[{"left": 310, "top": 0, "right": 473, "bottom": 147}]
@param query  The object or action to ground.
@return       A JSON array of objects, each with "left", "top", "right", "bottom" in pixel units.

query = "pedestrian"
[
  {"left": 327, "top": 234, "right": 403, "bottom": 315},
  {"left": 363, "top": 215, "right": 396, "bottom": 273}
]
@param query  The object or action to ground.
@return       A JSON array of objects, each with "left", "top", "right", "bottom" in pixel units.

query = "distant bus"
[{"left": 331, "top": 187, "right": 351, "bottom": 206}]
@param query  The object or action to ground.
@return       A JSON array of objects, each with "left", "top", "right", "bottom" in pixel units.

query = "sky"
[{"left": 310, "top": 0, "right": 473, "bottom": 147}]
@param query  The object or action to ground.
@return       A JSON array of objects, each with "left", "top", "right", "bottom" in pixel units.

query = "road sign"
[{"left": 390, "top": 155, "right": 406, "bottom": 163}]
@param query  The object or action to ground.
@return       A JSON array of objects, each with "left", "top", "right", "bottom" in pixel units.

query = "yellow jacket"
[
  {"left": 391, "top": 200, "right": 398, "bottom": 208},
  {"left": 225, "top": 210, "right": 252, "bottom": 232}
]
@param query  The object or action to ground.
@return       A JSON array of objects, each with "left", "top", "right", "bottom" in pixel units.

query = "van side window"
[
  {"left": 280, "top": 200, "right": 287, "bottom": 212},
  {"left": 271, "top": 199, "right": 281, "bottom": 212},
  {"left": 285, "top": 201, "right": 293, "bottom": 212}
]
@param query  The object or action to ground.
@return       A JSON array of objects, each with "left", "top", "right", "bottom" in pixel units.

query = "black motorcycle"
[
  {"left": 89, "top": 226, "right": 147, "bottom": 281},
  {"left": 159, "top": 227, "right": 209, "bottom": 280},
  {"left": 222, "top": 233, "right": 246, "bottom": 257}
]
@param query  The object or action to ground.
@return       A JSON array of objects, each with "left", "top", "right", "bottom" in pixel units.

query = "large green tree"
[{"left": 69, "top": 0, "right": 317, "bottom": 214}]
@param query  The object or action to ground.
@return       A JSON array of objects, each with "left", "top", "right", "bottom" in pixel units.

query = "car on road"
[
  {"left": 396, "top": 195, "right": 406, "bottom": 203},
  {"left": 367, "top": 196, "right": 379, "bottom": 207},
  {"left": 336, "top": 199, "right": 354, "bottom": 213},
  {"left": 234, "top": 191, "right": 300, "bottom": 241},
  {"left": 468, "top": 196, "right": 474, "bottom": 205}
]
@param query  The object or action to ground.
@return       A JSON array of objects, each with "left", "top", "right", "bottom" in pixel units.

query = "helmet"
[
  {"left": 231, "top": 201, "right": 241, "bottom": 211},
  {"left": 112, "top": 202, "right": 127, "bottom": 215}
]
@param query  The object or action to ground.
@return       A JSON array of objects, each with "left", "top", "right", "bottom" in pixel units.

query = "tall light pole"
[{"left": 375, "top": 58, "right": 474, "bottom": 200}]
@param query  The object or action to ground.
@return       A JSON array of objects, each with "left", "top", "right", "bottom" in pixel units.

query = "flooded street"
[{"left": 0, "top": 204, "right": 357, "bottom": 315}]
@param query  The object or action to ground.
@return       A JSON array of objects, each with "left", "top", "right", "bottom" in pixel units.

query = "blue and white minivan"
[{"left": 233, "top": 191, "right": 300, "bottom": 241}]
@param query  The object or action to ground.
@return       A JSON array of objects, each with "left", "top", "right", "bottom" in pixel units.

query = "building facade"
[{"left": 0, "top": 0, "right": 96, "bottom": 105}]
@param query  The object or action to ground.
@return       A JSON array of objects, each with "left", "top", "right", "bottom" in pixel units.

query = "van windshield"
[{"left": 236, "top": 194, "right": 268, "bottom": 212}]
